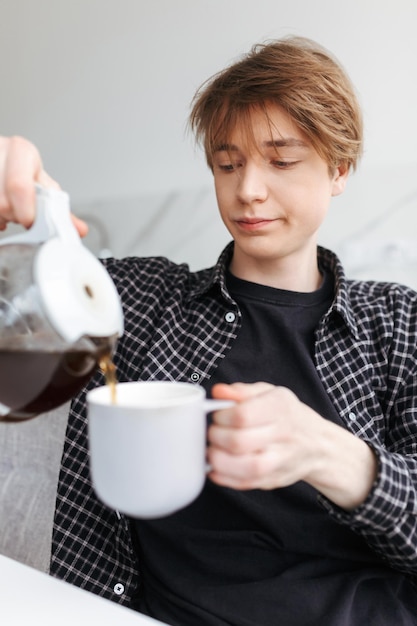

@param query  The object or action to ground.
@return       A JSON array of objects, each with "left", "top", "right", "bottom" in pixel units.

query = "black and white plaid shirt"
[{"left": 50, "top": 243, "right": 417, "bottom": 606}]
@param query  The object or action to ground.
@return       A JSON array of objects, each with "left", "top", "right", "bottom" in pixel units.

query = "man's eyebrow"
[
  {"left": 213, "top": 138, "right": 308, "bottom": 152},
  {"left": 214, "top": 143, "right": 238, "bottom": 153},
  {"left": 264, "top": 138, "right": 308, "bottom": 149}
]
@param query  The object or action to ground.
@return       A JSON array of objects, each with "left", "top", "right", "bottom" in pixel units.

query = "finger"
[
  {"left": 207, "top": 447, "right": 281, "bottom": 490},
  {"left": 210, "top": 394, "right": 279, "bottom": 429},
  {"left": 208, "top": 422, "right": 276, "bottom": 454},
  {"left": 211, "top": 382, "right": 273, "bottom": 403},
  {"left": 209, "top": 470, "right": 263, "bottom": 491},
  {"left": 3, "top": 137, "right": 44, "bottom": 226},
  {"left": 3, "top": 137, "right": 64, "bottom": 227}
]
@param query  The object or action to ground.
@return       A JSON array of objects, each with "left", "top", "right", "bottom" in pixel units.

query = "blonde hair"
[{"left": 189, "top": 36, "right": 363, "bottom": 172}]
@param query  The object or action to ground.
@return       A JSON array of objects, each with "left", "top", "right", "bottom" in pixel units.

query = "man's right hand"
[{"left": 0, "top": 136, "right": 88, "bottom": 236}]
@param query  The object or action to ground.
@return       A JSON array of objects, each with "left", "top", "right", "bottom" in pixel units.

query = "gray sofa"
[{"left": 0, "top": 404, "right": 69, "bottom": 572}]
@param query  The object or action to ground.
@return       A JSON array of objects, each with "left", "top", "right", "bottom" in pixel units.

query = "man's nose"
[{"left": 236, "top": 164, "right": 268, "bottom": 204}]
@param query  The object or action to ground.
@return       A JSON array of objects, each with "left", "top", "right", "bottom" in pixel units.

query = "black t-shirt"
[{"left": 131, "top": 270, "right": 417, "bottom": 625}]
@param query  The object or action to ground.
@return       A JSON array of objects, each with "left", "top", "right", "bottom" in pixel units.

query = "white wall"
[{"left": 1, "top": 0, "right": 417, "bottom": 283}]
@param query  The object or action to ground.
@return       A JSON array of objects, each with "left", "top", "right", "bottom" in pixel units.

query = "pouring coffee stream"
[
  {"left": 0, "top": 185, "right": 123, "bottom": 421},
  {"left": 99, "top": 355, "right": 118, "bottom": 405}
]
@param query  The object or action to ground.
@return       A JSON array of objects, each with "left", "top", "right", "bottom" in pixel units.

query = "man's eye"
[
  {"left": 272, "top": 160, "right": 296, "bottom": 169},
  {"left": 218, "top": 163, "right": 238, "bottom": 172}
]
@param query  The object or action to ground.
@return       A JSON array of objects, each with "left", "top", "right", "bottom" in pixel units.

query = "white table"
[{"left": 0, "top": 554, "right": 169, "bottom": 625}]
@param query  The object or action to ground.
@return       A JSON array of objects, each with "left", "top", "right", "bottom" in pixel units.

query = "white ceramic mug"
[{"left": 87, "top": 381, "right": 232, "bottom": 518}]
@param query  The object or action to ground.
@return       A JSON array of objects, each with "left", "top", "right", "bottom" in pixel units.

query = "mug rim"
[{"left": 87, "top": 380, "right": 205, "bottom": 408}]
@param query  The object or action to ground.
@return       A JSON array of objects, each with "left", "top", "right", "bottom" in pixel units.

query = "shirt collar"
[
  {"left": 186, "top": 241, "right": 235, "bottom": 303},
  {"left": 187, "top": 242, "right": 359, "bottom": 339},
  {"left": 317, "top": 246, "right": 359, "bottom": 339}
]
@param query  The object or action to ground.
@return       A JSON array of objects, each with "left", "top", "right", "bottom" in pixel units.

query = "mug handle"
[
  {"left": 203, "top": 399, "right": 235, "bottom": 412},
  {"left": 204, "top": 399, "right": 235, "bottom": 474}
]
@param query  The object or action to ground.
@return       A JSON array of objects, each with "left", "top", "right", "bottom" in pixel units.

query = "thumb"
[{"left": 71, "top": 214, "right": 89, "bottom": 238}]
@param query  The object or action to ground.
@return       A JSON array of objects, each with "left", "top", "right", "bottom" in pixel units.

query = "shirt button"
[
  {"left": 225, "top": 311, "right": 236, "bottom": 323},
  {"left": 190, "top": 372, "right": 200, "bottom": 382},
  {"left": 348, "top": 411, "right": 356, "bottom": 421},
  {"left": 114, "top": 582, "right": 125, "bottom": 595}
]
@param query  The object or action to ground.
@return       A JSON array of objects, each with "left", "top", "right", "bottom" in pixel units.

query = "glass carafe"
[{"left": 0, "top": 185, "right": 123, "bottom": 421}]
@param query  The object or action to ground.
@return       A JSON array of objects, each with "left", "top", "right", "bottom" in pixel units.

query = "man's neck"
[{"left": 229, "top": 247, "right": 322, "bottom": 293}]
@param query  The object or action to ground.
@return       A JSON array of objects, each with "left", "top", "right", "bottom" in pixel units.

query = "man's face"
[{"left": 212, "top": 104, "right": 348, "bottom": 288}]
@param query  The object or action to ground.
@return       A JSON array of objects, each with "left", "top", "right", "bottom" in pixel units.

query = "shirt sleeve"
[{"left": 318, "top": 366, "right": 417, "bottom": 577}]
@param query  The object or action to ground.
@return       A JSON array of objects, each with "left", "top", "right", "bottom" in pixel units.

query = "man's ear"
[{"left": 331, "top": 163, "right": 350, "bottom": 197}]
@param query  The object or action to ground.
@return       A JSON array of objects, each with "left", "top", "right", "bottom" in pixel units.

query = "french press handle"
[
  {"left": 0, "top": 183, "right": 124, "bottom": 343},
  {"left": 0, "top": 184, "right": 80, "bottom": 247}
]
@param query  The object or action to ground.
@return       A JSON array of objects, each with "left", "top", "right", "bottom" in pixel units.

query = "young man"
[{"left": 1, "top": 36, "right": 417, "bottom": 625}]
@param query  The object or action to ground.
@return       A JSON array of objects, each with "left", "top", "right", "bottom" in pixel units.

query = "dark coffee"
[{"left": 0, "top": 341, "right": 114, "bottom": 421}]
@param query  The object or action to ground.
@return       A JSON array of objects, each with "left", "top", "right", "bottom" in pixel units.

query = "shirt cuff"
[{"left": 317, "top": 443, "right": 417, "bottom": 531}]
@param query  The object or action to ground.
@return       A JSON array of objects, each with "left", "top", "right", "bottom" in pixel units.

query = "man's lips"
[{"left": 234, "top": 217, "right": 279, "bottom": 231}]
